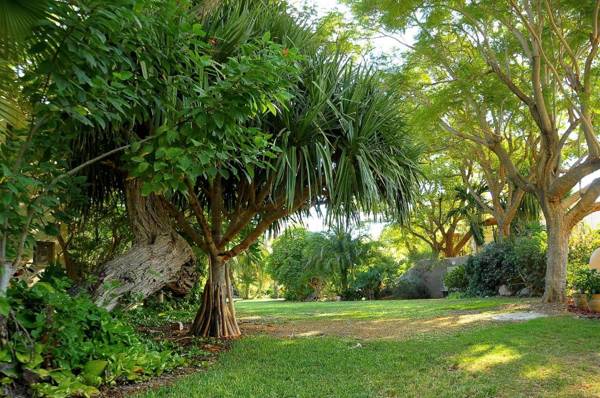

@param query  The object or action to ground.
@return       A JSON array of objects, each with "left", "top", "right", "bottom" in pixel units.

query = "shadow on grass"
[{"left": 136, "top": 316, "right": 600, "bottom": 398}]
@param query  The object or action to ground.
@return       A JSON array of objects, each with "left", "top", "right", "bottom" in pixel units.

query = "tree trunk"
[
  {"left": 0, "top": 262, "right": 12, "bottom": 297},
  {"left": 542, "top": 205, "right": 569, "bottom": 303},
  {"left": 191, "top": 255, "right": 240, "bottom": 338},
  {"left": 57, "top": 229, "right": 79, "bottom": 281},
  {"left": 496, "top": 218, "right": 511, "bottom": 241},
  {"left": 92, "top": 180, "right": 196, "bottom": 310},
  {"left": 340, "top": 267, "right": 349, "bottom": 293}
]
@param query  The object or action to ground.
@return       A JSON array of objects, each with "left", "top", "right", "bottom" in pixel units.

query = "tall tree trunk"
[
  {"left": 340, "top": 267, "right": 349, "bottom": 293},
  {"left": 92, "top": 180, "right": 196, "bottom": 310},
  {"left": 191, "top": 255, "right": 240, "bottom": 338},
  {"left": 541, "top": 203, "right": 569, "bottom": 303}
]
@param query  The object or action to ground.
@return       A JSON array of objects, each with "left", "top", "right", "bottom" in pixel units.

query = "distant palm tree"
[{"left": 305, "top": 226, "right": 367, "bottom": 294}]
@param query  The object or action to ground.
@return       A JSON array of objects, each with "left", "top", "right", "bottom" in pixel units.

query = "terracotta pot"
[
  {"left": 573, "top": 293, "right": 589, "bottom": 311},
  {"left": 588, "top": 293, "right": 600, "bottom": 313}
]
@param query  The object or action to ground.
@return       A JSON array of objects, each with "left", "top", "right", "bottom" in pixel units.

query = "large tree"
[
  {"left": 402, "top": 154, "right": 478, "bottom": 257},
  {"left": 107, "top": 2, "right": 420, "bottom": 337},
  {"left": 351, "top": 0, "right": 600, "bottom": 302}
]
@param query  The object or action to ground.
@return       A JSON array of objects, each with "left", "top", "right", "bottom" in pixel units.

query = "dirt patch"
[
  {"left": 491, "top": 311, "right": 548, "bottom": 321},
  {"left": 240, "top": 301, "right": 567, "bottom": 341}
]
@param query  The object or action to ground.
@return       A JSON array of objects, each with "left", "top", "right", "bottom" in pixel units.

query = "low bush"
[
  {"left": 568, "top": 227, "right": 600, "bottom": 289},
  {"left": 465, "top": 242, "right": 515, "bottom": 296},
  {"left": 465, "top": 230, "right": 546, "bottom": 297},
  {"left": 570, "top": 268, "right": 600, "bottom": 296},
  {"left": 1, "top": 271, "right": 184, "bottom": 398},
  {"left": 444, "top": 265, "right": 468, "bottom": 292}
]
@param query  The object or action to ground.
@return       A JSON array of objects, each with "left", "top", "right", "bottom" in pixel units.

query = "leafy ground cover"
[{"left": 134, "top": 298, "right": 599, "bottom": 398}]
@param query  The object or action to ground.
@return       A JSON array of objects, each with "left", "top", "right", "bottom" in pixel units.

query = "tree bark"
[
  {"left": 190, "top": 255, "right": 240, "bottom": 338},
  {"left": 340, "top": 267, "right": 349, "bottom": 293},
  {"left": 92, "top": 180, "right": 196, "bottom": 310},
  {"left": 541, "top": 203, "right": 569, "bottom": 303}
]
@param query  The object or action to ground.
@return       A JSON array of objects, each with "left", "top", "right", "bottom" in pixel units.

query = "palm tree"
[
  {"left": 232, "top": 240, "right": 267, "bottom": 300},
  {"left": 2, "top": 0, "right": 421, "bottom": 339},
  {"left": 177, "top": 2, "right": 421, "bottom": 337},
  {"left": 305, "top": 227, "right": 367, "bottom": 295}
]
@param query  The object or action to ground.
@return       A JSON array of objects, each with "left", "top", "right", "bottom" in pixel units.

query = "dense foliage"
[
  {"left": 266, "top": 226, "right": 403, "bottom": 301},
  {"left": 444, "top": 265, "right": 468, "bottom": 293},
  {"left": 463, "top": 230, "right": 546, "bottom": 297},
  {"left": 567, "top": 227, "right": 600, "bottom": 288},
  {"left": 0, "top": 270, "right": 183, "bottom": 397},
  {"left": 267, "top": 228, "right": 316, "bottom": 301},
  {"left": 570, "top": 268, "right": 600, "bottom": 296}
]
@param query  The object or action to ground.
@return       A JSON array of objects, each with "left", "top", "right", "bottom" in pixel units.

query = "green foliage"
[
  {"left": 304, "top": 227, "right": 367, "bottom": 296},
  {"left": 346, "top": 246, "right": 400, "bottom": 300},
  {"left": 268, "top": 225, "right": 402, "bottom": 301},
  {"left": 464, "top": 230, "right": 546, "bottom": 297},
  {"left": 60, "top": 196, "right": 133, "bottom": 277},
  {"left": 233, "top": 241, "right": 269, "bottom": 299},
  {"left": 465, "top": 243, "right": 518, "bottom": 297},
  {"left": 267, "top": 228, "right": 317, "bottom": 301},
  {"left": 1, "top": 274, "right": 184, "bottom": 397},
  {"left": 570, "top": 268, "right": 600, "bottom": 296},
  {"left": 568, "top": 227, "right": 600, "bottom": 288},
  {"left": 505, "top": 228, "right": 547, "bottom": 295},
  {"left": 444, "top": 265, "right": 468, "bottom": 293}
]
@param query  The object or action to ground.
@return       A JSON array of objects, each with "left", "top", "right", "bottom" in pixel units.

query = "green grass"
[
  {"left": 136, "top": 299, "right": 600, "bottom": 398},
  {"left": 233, "top": 297, "right": 530, "bottom": 321}
]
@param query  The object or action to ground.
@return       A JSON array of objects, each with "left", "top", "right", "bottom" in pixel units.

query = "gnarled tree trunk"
[
  {"left": 541, "top": 203, "right": 569, "bottom": 303},
  {"left": 92, "top": 180, "right": 196, "bottom": 310},
  {"left": 191, "top": 255, "right": 240, "bottom": 338}
]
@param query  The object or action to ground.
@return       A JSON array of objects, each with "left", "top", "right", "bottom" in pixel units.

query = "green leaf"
[
  {"left": 140, "top": 61, "right": 148, "bottom": 80},
  {"left": 131, "top": 141, "right": 142, "bottom": 152},
  {"left": 113, "top": 71, "right": 133, "bottom": 81},
  {"left": 192, "top": 23, "right": 205, "bottom": 36},
  {"left": 0, "top": 298, "right": 8, "bottom": 317},
  {"left": 134, "top": 162, "right": 150, "bottom": 174},
  {"left": 82, "top": 360, "right": 108, "bottom": 386}
]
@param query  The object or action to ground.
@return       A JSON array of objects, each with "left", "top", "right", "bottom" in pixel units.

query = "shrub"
[
  {"left": 568, "top": 227, "right": 600, "bottom": 288},
  {"left": 464, "top": 242, "right": 514, "bottom": 296},
  {"left": 444, "top": 265, "right": 468, "bottom": 292},
  {"left": 348, "top": 256, "right": 400, "bottom": 300},
  {"left": 266, "top": 228, "right": 315, "bottom": 301},
  {"left": 570, "top": 268, "right": 600, "bottom": 296},
  {"left": 1, "top": 273, "right": 184, "bottom": 398},
  {"left": 506, "top": 230, "right": 547, "bottom": 295},
  {"left": 464, "top": 231, "right": 546, "bottom": 297}
]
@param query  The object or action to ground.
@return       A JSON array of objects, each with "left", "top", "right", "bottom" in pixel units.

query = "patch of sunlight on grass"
[
  {"left": 458, "top": 343, "right": 521, "bottom": 372},
  {"left": 521, "top": 363, "right": 560, "bottom": 381},
  {"left": 135, "top": 314, "right": 600, "bottom": 398}
]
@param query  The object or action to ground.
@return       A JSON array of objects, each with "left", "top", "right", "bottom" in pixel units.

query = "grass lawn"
[{"left": 136, "top": 298, "right": 600, "bottom": 398}]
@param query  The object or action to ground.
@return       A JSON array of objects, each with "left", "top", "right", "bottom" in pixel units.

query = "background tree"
[
  {"left": 304, "top": 226, "right": 367, "bottom": 295},
  {"left": 232, "top": 240, "right": 268, "bottom": 300},
  {"left": 0, "top": 0, "right": 170, "bottom": 296},
  {"left": 350, "top": 0, "right": 600, "bottom": 302},
  {"left": 266, "top": 227, "right": 319, "bottom": 301},
  {"left": 403, "top": 156, "right": 475, "bottom": 257}
]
